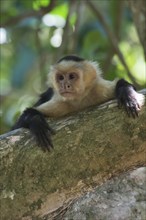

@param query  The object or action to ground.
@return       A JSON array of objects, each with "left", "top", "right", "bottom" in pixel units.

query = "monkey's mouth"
[{"left": 60, "top": 91, "right": 74, "bottom": 97}]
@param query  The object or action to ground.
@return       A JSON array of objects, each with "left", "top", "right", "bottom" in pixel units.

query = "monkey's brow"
[{"left": 54, "top": 64, "right": 83, "bottom": 72}]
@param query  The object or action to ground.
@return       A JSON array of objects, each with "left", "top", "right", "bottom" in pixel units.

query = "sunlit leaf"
[
  {"left": 33, "top": 0, "right": 50, "bottom": 10},
  {"left": 50, "top": 3, "right": 68, "bottom": 18}
]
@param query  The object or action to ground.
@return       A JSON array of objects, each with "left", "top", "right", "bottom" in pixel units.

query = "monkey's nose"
[
  {"left": 65, "top": 84, "right": 72, "bottom": 90},
  {"left": 66, "top": 84, "right": 71, "bottom": 89}
]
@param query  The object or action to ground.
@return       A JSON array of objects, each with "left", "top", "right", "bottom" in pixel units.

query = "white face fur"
[{"left": 47, "top": 59, "right": 102, "bottom": 102}]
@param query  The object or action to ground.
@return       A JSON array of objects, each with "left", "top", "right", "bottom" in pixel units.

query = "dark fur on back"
[{"left": 57, "top": 55, "right": 85, "bottom": 63}]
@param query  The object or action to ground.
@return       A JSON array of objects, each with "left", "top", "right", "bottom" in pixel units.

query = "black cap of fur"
[{"left": 57, "top": 55, "right": 85, "bottom": 63}]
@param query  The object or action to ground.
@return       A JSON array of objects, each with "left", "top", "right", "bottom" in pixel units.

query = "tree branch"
[
  {"left": 127, "top": 0, "right": 146, "bottom": 60},
  {"left": 102, "top": 0, "right": 124, "bottom": 75},
  {"left": 86, "top": 1, "right": 138, "bottom": 86},
  {"left": 0, "top": 90, "right": 145, "bottom": 219}
]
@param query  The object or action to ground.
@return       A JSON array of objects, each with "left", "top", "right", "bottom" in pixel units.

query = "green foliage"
[
  {"left": 33, "top": 0, "right": 51, "bottom": 10},
  {"left": 0, "top": 0, "right": 145, "bottom": 133},
  {"left": 50, "top": 2, "right": 68, "bottom": 18}
]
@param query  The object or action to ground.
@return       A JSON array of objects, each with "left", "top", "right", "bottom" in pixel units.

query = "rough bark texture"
[
  {"left": 0, "top": 90, "right": 146, "bottom": 220},
  {"left": 127, "top": 0, "right": 146, "bottom": 59},
  {"left": 64, "top": 167, "right": 146, "bottom": 220}
]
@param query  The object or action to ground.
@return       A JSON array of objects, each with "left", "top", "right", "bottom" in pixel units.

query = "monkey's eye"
[
  {"left": 69, "top": 73, "right": 77, "bottom": 80},
  {"left": 57, "top": 74, "right": 64, "bottom": 81}
]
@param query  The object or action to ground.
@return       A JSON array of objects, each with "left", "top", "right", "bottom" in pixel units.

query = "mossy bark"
[{"left": 0, "top": 92, "right": 146, "bottom": 220}]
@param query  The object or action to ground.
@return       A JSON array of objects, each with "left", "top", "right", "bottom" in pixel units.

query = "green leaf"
[
  {"left": 50, "top": 3, "right": 68, "bottom": 18},
  {"left": 33, "top": 0, "right": 50, "bottom": 10}
]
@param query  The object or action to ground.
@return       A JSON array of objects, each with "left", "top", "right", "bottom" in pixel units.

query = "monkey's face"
[
  {"left": 48, "top": 60, "right": 98, "bottom": 102},
  {"left": 56, "top": 71, "right": 84, "bottom": 100}
]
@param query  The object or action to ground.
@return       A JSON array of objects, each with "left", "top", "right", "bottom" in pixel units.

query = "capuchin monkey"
[{"left": 12, "top": 55, "right": 145, "bottom": 151}]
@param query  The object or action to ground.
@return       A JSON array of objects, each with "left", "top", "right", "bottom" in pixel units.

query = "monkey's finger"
[
  {"left": 137, "top": 103, "right": 141, "bottom": 110},
  {"left": 123, "top": 99, "right": 130, "bottom": 116},
  {"left": 125, "top": 105, "right": 131, "bottom": 117},
  {"left": 38, "top": 130, "right": 53, "bottom": 151},
  {"left": 42, "top": 130, "right": 54, "bottom": 151},
  {"left": 127, "top": 102, "right": 139, "bottom": 118},
  {"left": 36, "top": 130, "right": 50, "bottom": 151},
  {"left": 47, "top": 135, "right": 54, "bottom": 149},
  {"left": 128, "top": 100, "right": 139, "bottom": 118},
  {"left": 130, "top": 108, "right": 136, "bottom": 118},
  {"left": 48, "top": 126, "right": 56, "bottom": 135},
  {"left": 117, "top": 100, "right": 122, "bottom": 108},
  {"left": 132, "top": 105, "right": 139, "bottom": 117}
]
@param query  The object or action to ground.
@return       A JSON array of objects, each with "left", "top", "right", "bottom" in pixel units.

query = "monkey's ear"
[
  {"left": 12, "top": 108, "right": 55, "bottom": 151},
  {"left": 115, "top": 79, "right": 145, "bottom": 118}
]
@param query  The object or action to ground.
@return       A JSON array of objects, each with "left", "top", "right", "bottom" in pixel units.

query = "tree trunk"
[{"left": 0, "top": 90, "right": 146, "bottom": 220}]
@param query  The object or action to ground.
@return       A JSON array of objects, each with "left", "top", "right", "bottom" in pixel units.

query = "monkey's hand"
[
  {"left": 116, "top": 79, "right": 145, "bottom": 118},
  {"left": 12, "top": 108, "right": 54, "bottom": 151}
]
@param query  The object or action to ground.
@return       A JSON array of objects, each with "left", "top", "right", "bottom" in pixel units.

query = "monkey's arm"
[
  {"left": 12, "top": 88, "right": 73, "bottom": 151},
  {"left": 36, "top": 98, "right": 72, "bottom": 117},
  {"left": 12, "top": 88, "right": 56, "bottom": 151},
  {"left": 115, "top": 79, "right": 144, "bottom": 117},
  {"left": 12, "top": 108, "right": 54, "bottom": 151},
  {"left": 95, "top": 78, "right": 144, "bottom": 117}
]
